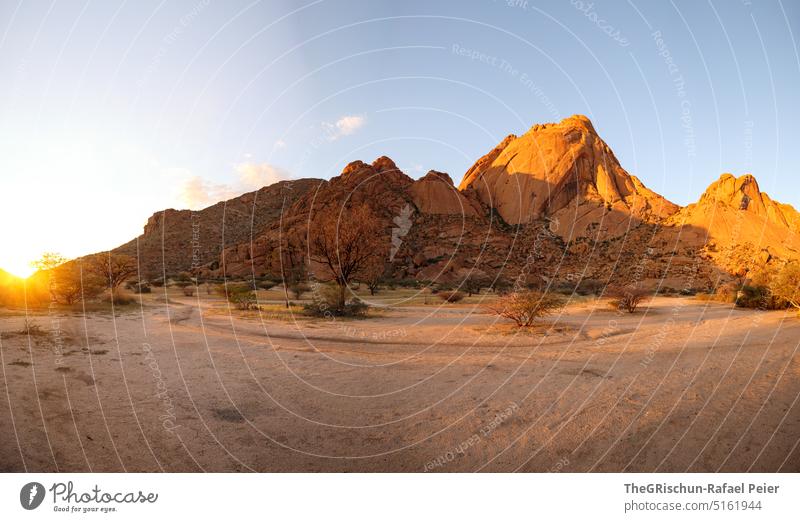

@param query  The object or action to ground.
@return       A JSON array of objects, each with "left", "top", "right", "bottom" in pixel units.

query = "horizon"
[{"left": 1, "top": 0, "right": 799, "bottom": 277}]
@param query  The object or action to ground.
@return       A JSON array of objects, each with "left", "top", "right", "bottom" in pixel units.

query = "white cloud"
[
  {"left": 177, "top": 162, "right": 291, "bottom": 210},
  {"left": 178, "top": 177, "right": 239, "bottom": 209},
  {"left": 235, "top": 162, "right": 290, "bottom": 189},
  {"left": 323, "top": 114, "right": 366, "bottom": 141}
]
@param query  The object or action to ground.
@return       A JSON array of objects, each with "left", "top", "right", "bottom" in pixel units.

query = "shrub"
[
  {"left": 575, "top": 278, "right": 604, "bottom": 296},
  {"left": 606, "top": 286, "right": 649, "bottom": 313},
  {"left": 486, "top": 290, "right": 565, "bottom": 327},
  {"left": 770, "top": 262, "right": 800, "bottom": 314},
  {"left": 174, "top": 272, "right": 192, "bottom": 283},
  {"left": 127, "top": 281, "right": 151, "bottom": 294},
  {"left": 438, "top": 290, "right": 465, "bottom": 303},
  {"left": 303, "top": 284, "right": 369, "bottom": 317},
  {"left": 102, "top": 289, "right": 136, "bottom": 305},
  {"left": 151, "top": 278, "right": 165, "bottom": 288},
  {"left": 258, "top": 279, "right": 278, "bottom": 290},
  {"left": 698, "top": 281, "right": 738, "bottom": 303},
  {"left": 18, "top": 319, "right": 47, "bottom": 337},
  {"left": 490, "top": 279, "right": 513, "bottom": 295},
  {"left": 735, "top": 285, "right": 788, "bottom": 310},
  {"left": 461, "top": 276, "right": 489, "bottom": 296},
  {"left": 289, "top": 282, "right": 311, "bottom": 299},
  {"left": 182, "top": 286, "right": 196, "bottom": 297},
  {"left": 226, "top": 285, "right": 258, "bottom": 310},
  {"left": 52, "top": 263, "right": 105, "bottom": 305}
]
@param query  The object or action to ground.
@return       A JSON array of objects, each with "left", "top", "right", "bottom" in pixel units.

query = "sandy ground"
[{"left": 1, "top": 291, "right": 799, "bottom": 472}]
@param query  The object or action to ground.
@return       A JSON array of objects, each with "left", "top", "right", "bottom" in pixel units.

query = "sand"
[{"left": 1, "top": 291, "right": 799, "bottom": 472}]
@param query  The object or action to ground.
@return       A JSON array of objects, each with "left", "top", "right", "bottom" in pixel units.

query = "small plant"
[
  {"left": 735, "top": 285, "right": 787, "bottom": 310},
  {"left": 575, "top": 278, "right": 604, "bottom": 296},
  {"left": 486, "top": 290, "right": 565, "bottom": 327},
  {"left": 182, "top": 286, "right": 196, "bottom": 297},
  {"left": 127, "top": 281, "right": 151, "bottom": 294},
  {"left": 289, "top": 282, "right": 311, "bottom": 300},
  {"left": 461, "top": 276, "right": 490, "bottom": 297},
  {"left": 18, "top": 319, "right": 47, "bottom": 336},
  {"left": 606, "top": 286, "right": 649, "bottom": 313},
  {"left": 303, "top": 284, "right": 369, "bottom": 317},
  {"left": 770, "top": 262, "right": 800, "bottom": 315},
  {"left": 226, "top": 284, "right": 258, "bottom": 310},
  {"left": 438, "top": 290, "right": 465, "bottom": 303},
  {"left": 103, "top": 289, "right": 136, "bottom": 305},
  {"left": 258, "top": 279, "right": 278, "bottom": 290}
]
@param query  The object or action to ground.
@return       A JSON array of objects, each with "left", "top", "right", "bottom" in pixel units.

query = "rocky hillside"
[
  {"left": 659, "top": 173, "right": 800, "bottom": 277},
  {"left": 103, "top": 115, "right": 799, "bottom": 291},
  {"left": 112, "top": 178, "right": 322, "bottom": 278}
]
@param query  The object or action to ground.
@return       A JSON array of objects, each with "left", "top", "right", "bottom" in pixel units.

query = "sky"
[{"left": 0, "top": 0, "right": 798, "bottom": 277}]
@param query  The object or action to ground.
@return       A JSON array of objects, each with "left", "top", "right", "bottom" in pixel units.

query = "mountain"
[
  {"left": 99, "top": 115, "right": 800, "bottom": 290},
  {"left": 111, "top": 179, "right": 322, "bottom": 278},
  {"left": 458, "top": 115, "right": 679, "bottom": 240},
  {"left": 215, "top": 156, "right": 493, "bottom": 279},
  {"left": 659, "top": 173, "right": 800, "bottom": 276}
]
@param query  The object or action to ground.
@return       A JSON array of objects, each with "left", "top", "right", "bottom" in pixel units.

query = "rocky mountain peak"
[{"left": 457, "top": 115, "right": 678, "bottom": 238}]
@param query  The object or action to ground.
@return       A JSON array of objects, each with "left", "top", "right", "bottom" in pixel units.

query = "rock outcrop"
[
  {"left": 409, "top": 170, "right": 482, "bottom": 216},
  {"left": 99, "top": 115, "right": 800, "bottom": 292},
  {"left": 112, "top": 179, "right": 322, "bottom": 278},
  {"left": 458, "top": 115, "right": 678, "bottom": 240},
  {"left": 660, "top": 173, "right": 800, "bottom": 276}
]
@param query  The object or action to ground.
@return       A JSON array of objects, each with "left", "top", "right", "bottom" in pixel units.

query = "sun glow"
[{"left": 2, "top": 259, "right": 37, "bottom": 279}]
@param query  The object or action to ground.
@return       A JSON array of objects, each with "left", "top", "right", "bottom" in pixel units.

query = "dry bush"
[
  {"left": 304, "top": 283, "right": 368, "bottom": 317},
  {"left": 438, "top": 290, "right": 465, "bottom": 303},
  {"left": 225, "top": 284, "right": 258, "bottom": 310},
  {"left": 770, "top": 262, "right": 800, "bottom": 314},
  {"left": 18, "top": 319, "right": 47, "bottom": 337},
  {"left": 486, "top": 290, "right": 565, "bottom": 327},
  {"left": 461, "top": 276, "right": 490, "bottom": 296},
  {"left": 606, "top": 286, "right": 649, "bottom": 313},
  {"left": 696, "top": 281, "right": 739, "bottom": 303},
  {"left": 289, "top": 282, "right": 311, "bottom": 299},
  {"left": 182, "top": 286, "right": 196, "bottom": 297},
  {"left": 102, "top": 288, "right": 136, "bottom": 305},
  {"left": 258, "top": 279, "right": 278, "bottom": 290}
]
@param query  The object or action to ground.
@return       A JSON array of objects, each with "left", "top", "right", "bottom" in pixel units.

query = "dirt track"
[{"left": 1, "top": 294, "right": 799, "bottom": 472}]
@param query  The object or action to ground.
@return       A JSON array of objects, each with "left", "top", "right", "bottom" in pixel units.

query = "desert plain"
[{"left": 1, "top": 287, "right": 798, "bottom": 473}]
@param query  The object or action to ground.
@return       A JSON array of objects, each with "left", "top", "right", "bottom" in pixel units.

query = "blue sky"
[{"left": 0, "top": 0, "right": 798, "bottom": 274}]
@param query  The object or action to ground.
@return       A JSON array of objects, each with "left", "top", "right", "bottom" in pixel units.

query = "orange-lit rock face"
[
  {"left": 458, "top": 115, "right": 678, "bottom": 239},
  {"left": 410, "top": 171, "right": 481, "bottom": 216},
  {"left": 663, "top": 173, "right": 800, "bottom": 269},
  {"left": 105, "top": 115, "right": 800, "bottom": 290}
]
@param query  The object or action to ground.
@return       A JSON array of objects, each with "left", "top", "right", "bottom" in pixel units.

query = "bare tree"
[
  {"left": 363, "top": 259, "right": 385, "bottom": 296},
  {"left": 86, "top": 253, "right": 138, "bottom": 291},
  {"left": 272, "top": 235, "right": 307, "bottom": 308},
  {"left": 486, "top": 290, "right": 565, "bottom": 328},
  {"left": 310, "top": 204, "right": 384, "bottom": 310}
]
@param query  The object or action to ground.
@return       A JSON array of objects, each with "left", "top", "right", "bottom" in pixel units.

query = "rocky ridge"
[{"left": 105, "top": 115, "right": 799, "bottom": 291}]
